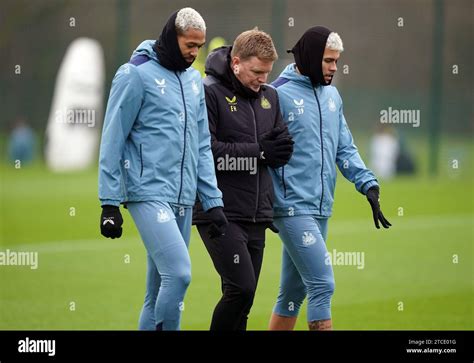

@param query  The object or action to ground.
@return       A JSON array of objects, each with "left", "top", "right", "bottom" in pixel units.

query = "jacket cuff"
[
  {"left": 201, "top": 197, "right": 224, "bottom": 212},
  {"left": 361, "top": 180, "right": 379, "bottom": 195},
  {"left": 249, "top": 143, "right": 261, "bottom": 158},
  {"left": 100, "top": 199, "right": 121, "bottom": 207}
]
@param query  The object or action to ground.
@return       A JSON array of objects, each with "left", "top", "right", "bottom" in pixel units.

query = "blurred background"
[{"left": 0, "top": 0, "right": 472, "bottom": 330}]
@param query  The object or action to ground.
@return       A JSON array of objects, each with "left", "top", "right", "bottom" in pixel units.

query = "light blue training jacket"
[
  {"left": 98, "top": 40, "right": 223, "bottom": 211},
  {"left": 270, "top": 63, "right": 379, "bottom": 218}
]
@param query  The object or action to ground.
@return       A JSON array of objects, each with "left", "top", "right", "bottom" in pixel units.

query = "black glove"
[
  {"left": 267, "top": 223, "right": 279, "bottom": 233},
  {"left": 100, "top": 205, "right": 123, "bottom": 238},
  {"left": 366, "top": 187, "right": 391, "bottom": 229},
  {"left": 207, "top": 207, "right": 228, "bottom": 239},
  {"left": 265, "top": 126, "right": 291, "bottom": 140},
  {"left": 259, "top": 127, "right": 294, "bottom": 168}
]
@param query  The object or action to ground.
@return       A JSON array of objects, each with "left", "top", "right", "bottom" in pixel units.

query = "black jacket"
[{"left": 193, "top": 46, "right": 289, "bottom": 224}]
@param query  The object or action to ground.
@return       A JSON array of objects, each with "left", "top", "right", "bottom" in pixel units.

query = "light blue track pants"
[
  {"left": 127, "top": 201, "right": 192, "bottom": 330},
  {"left": 273, "top": 215, "right": 335, "bottom": 322}
]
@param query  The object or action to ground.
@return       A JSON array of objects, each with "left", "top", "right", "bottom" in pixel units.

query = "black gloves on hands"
[
  {"left": 267, "top": 223, "right": 279, "bottom": 233},
  {"left": 207, "top": 207, "right": 229, "bottom": 239},
  {"left": 100, "top": 205, "right": 123, "bottom": 238},
  {"left": 366, "top": 187, "right": 391, "bottom": 229},
  {"left": 259, "top": 127, "right": 294, "bottom": 168}
]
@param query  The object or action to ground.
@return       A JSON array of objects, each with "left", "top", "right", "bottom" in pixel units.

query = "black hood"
[
  {"left": 205, "top": 46, "right": 261, "bottom": 99},
  {"left": 289, "top": 26, "right": 332, "bottom": 86},
  {"left": 153, "top": 10, "right": 192, "bottom": 71}
]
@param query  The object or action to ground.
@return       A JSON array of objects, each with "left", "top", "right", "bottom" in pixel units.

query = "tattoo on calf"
[{"left": 308, "top": 319, "right": 332, "bottom": 330}]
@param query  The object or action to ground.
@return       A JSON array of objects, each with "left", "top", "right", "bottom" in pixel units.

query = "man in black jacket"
[{"left": 193, "top": 29, "right": 294, "bottom": 330}]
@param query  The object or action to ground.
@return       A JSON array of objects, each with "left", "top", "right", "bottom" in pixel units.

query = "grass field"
[{"left": 0, "top": 136, "right": 473, "bottom": 330}]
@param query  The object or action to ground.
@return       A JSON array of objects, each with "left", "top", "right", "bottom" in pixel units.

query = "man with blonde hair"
[
  {"left": 98, "top": 8, "right": 227, "bottom": 330},
  {"left": 268, "top": 26, "right": 391, "bottom": 330},
  {"left": 193, "top": 28, "right": 294, "bottom": 330}
]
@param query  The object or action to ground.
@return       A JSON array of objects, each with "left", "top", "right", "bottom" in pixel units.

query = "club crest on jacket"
[
  {"left": 192, "top": 80, "right": 200, "bottom": 95},
  {"left": 261, "top": 96, "right": 271, "bottom": 109}
]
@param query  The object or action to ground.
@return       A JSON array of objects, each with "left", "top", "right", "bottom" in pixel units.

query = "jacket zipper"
[
  {"left": 282, "top": 166, "right": 287, "bottom": 198},
  {"left": 313, "top": 87, "right": 324, "bottom": 215},
  {"left": 175, "top": 72, "right": 187, "bottom": 204},
  {"left": 139, "top": 144, "right": 143, "bottom": 177},
  {"left": 249, "top": 101, "right": 259, "bottom": 222}
]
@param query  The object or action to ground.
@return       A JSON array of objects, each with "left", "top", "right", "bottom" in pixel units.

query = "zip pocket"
[{"left": 139, "top": 144, "right": 144, "bottom": 177}]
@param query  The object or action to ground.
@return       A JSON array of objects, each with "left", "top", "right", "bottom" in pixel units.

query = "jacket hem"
[
  {"left": 273, "top": 208, "right": 332, "bottom": 218},
  {"left": 120, "top": 195, "right": 196, "bottom": 207}
]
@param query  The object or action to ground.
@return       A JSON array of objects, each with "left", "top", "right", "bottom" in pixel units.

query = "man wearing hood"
[
  {"left": 98, "top": 8, "right": 228, "bottom": 330},
  {"left": 268, "top": 26, "right": 391, "bottom": 330},
  {"left": 193, "top": 29, "right": 294, "bottom": 330}
]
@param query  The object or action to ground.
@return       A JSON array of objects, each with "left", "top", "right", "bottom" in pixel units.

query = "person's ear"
[{"left": 231, "top": 57, "right": 241, "bottom": 75}]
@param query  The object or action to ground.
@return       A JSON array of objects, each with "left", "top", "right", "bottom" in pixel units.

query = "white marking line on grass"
[
  {"left": 329, "top": 214, "right": 473, "bottom": 235},
  {"left": 5, "top": 238, "right": 139, "bottom": 254}
]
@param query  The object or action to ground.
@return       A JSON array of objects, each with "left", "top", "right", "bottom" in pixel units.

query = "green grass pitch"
[{"left": 0, "top": 139, "right": 472, "bottom": 330}]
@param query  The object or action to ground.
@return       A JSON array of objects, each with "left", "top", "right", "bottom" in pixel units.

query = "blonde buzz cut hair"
[
  {"left": 326, "top": 32, "right": 344, "bottom": 52},
  {"left": 175, "top": 7, "right": 206, "bottom": 34},
  {"left": 231, "top": 27, "right": 278, "bottom": 61}
]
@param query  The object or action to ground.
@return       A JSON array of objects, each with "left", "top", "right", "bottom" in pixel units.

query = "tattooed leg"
[{"left": 308, "top": 319, "right": 332, "bottom": 330}]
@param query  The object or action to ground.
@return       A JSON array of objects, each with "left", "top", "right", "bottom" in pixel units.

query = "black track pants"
[{"left": 197, "top": 221, "right": 267, "bottom": 330}]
